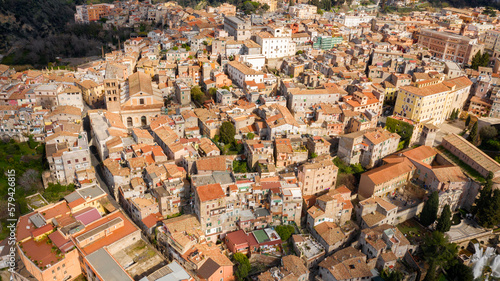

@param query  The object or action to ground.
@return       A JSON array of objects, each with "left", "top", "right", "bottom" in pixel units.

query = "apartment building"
[
  {"left": 274, "top": 138, "right": 308, "bottom": 170},
  {"left": 306, "top": 136, "right": 331, "bottom": 156},
  {"left": 417, "top": 29, "right": 483, "bottom": 64},
  {"left": 224, "top": 16, "right": 252, "bottom": 41},
  {"left": 227, "top": 61, "right": 265, "bottom": 88},
  {"left": 244, "top": 139, "right": 274, "bottom": 168},
  {"left": 306, "top": 186, "right": 353, "bottom": 228},
  {"left": 338, "top": 127, "right": 400, "bottom": 168},
  {"left": 358, "top": 156, "right": 415, "bottom": 199},
  {"left": 46, "top": 132, "right": 92, "bottom": 185},
  {"left": 318, "top": 247, "right": 373, "bottom": 281},
  {"left": 286, "top": 86, "right": 344, "bottom": 112},
  {"left": 356, "top": 197, "right": 398, "bottom": 229},
  {"left": 298, "top": 158, "right": 338, "bottom": 196},
  {"left": 255, "top": 25, "right": 295, "bottom": 59},
  {"left": 359, "top": 224, "right": 412, "bottom": 270},
  {"left": 57, "top": 85, "right": 84, "bottom": 110},
  {"left": 394, "top": 76, "right": 472, "bottom": 125}
]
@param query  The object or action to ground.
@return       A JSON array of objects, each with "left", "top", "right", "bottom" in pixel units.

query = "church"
[{"left": 104, "top": 71, "right": 164, "bottom": 128}]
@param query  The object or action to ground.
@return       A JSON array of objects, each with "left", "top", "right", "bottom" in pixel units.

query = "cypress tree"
[
  {"left": 436, "top": 204, "right": 452, "bottom": 233},
  {"left": 421, "top": 191, "right": 439, "bottom": 227}
]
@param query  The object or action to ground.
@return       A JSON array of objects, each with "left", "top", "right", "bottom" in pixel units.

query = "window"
[{"left": 140, "top": 98, "right": 145, "bottom": 105}]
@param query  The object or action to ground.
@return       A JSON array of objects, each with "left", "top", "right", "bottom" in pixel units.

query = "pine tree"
[
  {"left": 471, "top": 51, "right": 482, "bottom": 70},
  {"left": 468, "top": 122, "right": 480, "bottom": 146},
  {"left": 481, "top": 52, "right": 491, "bottom": 67},
  {"left": 465, "top": 115, "right": 471, "bottom": 127},
  {"left": 421, "top": 191, "right": 439, "bottom": 227},
  {"left": 436, "top": 204, "right": 452, "bottom": 233},
  {"left": 423, "top": 262, "right": 437, "bottom": 281}
]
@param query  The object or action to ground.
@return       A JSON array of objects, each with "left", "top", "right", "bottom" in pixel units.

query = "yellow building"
[{"left": 394, "top": 76, "right": 472, "bottom": 125}]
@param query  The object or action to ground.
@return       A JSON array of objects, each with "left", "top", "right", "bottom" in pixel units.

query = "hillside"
[{"left": 0, "top": 0, "right": 131, "bottom": 68}]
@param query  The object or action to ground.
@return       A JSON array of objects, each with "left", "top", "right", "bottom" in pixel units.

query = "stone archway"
[{"left": 141, "top": 116, "right": 147, "bottom": 127}]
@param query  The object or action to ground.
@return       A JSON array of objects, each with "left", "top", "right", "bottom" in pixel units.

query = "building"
[
  {"left": 104, "top": 72, "right": 164, "bottom": 127},
  {"left": 174, "top": 81, "right": 191, "bottom": 106},
  {"left": 289, "top": 4, "right": 317, "bottom": 19},
  {"left": 46, "top": 132, "right": 92, "bottom": 185},
  {"left": 306, "top": 186, "right": 353, "bottom": 228},
  {"left": 318, "top": 247, "right": 373, "bottom": 281},
  {"left": 258, "top": 255, "right": 309, "bottom": 281},
  {"left": 338, "top": 128, "right": 400, "bottom": 168},
  {"left": 359, "top": 224, "right": 412, "bottom": 270},
  {"left": 255, "top": 25, "right": 295, "bottom": 59},
  {"left": 394, "top": 76, "right": 473, "bottom": 125},
  {"left": 442, "top": 133, "right": 500, "bottom": 179},
  {"left": 417, "top": 29, "right": 483, "bottom": 64},
  {"left": 224, "top": 16, "right": 252, "bottom": 41},
  {"left": 227, "top": 61, "right": 265, "bottom": 88},
  {"left": 298, "top": 159, "right": 338, "bottom": 196},
  {"left": 358, "top": 156, "right": 415, "bottom": 199},
  {"left": 356, "top": 197, "right": 398, "bottom": 229}
]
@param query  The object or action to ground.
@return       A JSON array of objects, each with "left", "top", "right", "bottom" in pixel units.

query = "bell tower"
[{"left": 104, "top": 78, "right": 121, "bottom": 113}]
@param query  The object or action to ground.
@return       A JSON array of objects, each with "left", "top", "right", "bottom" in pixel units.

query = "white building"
[
  {"left": 227, "top": 61, "right": 265, "bottom": 88},
  {"left": 57, "top": 85, "right": 84, "bottom": 110},
  {"left": 255, "top": 25, "right": 296, "bottom": 59},
  {"left": 338, "top": 14, "right": 375, "bottom": 27}
]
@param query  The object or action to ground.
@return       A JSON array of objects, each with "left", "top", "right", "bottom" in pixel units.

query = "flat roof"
[
  {"left": 76, "top": 217, "right": 123, "bottom": 243},
  {"left": 86, "top": 248, "right": 133, "bottom": 281}
]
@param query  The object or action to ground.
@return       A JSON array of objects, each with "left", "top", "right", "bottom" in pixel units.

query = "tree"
[
  {"left": 311, "top": 152, "right": 318, "bottom": 158},
  {"left": 471, "top": 51, "right": 483, "bottom": 70},
  {"left": 421, "top": 231, "right": 458, "bottom": 269},
  {"left": 172, "top": 46, "right": 178, "bottom": 50},
  {"left": 480, "top": 126, "right": 498, "bottom": 140},
  {"left": 475, "top": 172, "right": 500, "bottom": 228},
  {"left": 275, "top": 225, "right": 295, "bottom": 241},
  {"left": 262, "top": 3, "right": 270, "bottom": 10},
  {"left": 436, "top": 204, "right": 452, "bottom": 233},
  {"left": 465, "top": 115, "right": 471, "bottom": 127},
  {"left": 380, "top": 269, "right": 403, "bottom": 281},
  {"left": 233, "top": 253, "right": 251, "bottom": 281},
  {"left": 423, "top": 262, "right": 437, "bottom": 281},
  {"left": 190, "top": 86, "right": 204, "bottom": 103},
  {"left": 468, "top": 121, "right": 480, "bottom": 146},
  {"left": 420, "top": 191, "right": 439, "bottom": 227},
  {"left": 220, "top": 121, "right": 236, "bottom": 145},
  {"left": 481, "top": 52, "right": 491, "bottom": 67},
  {"left": 233, "top": 160, "right": 248, "bottom": 173},
  {"left": 208, "top": 87, "right": 217, "bottom": 98},
  {"left": 246, "top": 133, "right": 255, "bottom": 140},
  {"left": 446, "top": 262, "right": 474, "bottom": 281}
]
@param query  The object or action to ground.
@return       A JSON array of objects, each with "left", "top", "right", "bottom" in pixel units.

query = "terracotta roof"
[
  {"left": 196, "top": 183, "right": 225, "bottom": 202},
  {"left": 362, "top": 157, "right": 414, "bottom": 186}
]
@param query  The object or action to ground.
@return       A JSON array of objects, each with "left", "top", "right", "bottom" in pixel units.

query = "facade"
[
  {"left": 338, "top": 127, "right": 400, "bottom": 168},
  {"left": 394, "top": 76, "right": 472, "bottom": 125},
  {"left": 224, "top": 16, "right": 252, "bottom": 41},
  {"left": 306, "top": 186, "right": 353, "bottom": 228},
  {"left": 298, "top": 159, "right": 338, "bottom": 196},
  {"left": 417, "top": 29, "right": 483, "bottom": 64},
  {"left": 255, "top": 26, "right": 295, "bottom": 59},
  {"left": 104, "top": 72, "right": 164, "bottom": 127}
]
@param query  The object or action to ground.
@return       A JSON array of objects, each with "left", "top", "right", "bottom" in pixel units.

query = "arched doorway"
[
  {"left": 127, "top": 117, "right": 133, "bottom": 127},
  {"left": 141, "top": 116, "right": 147, "bottom": 127}
]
